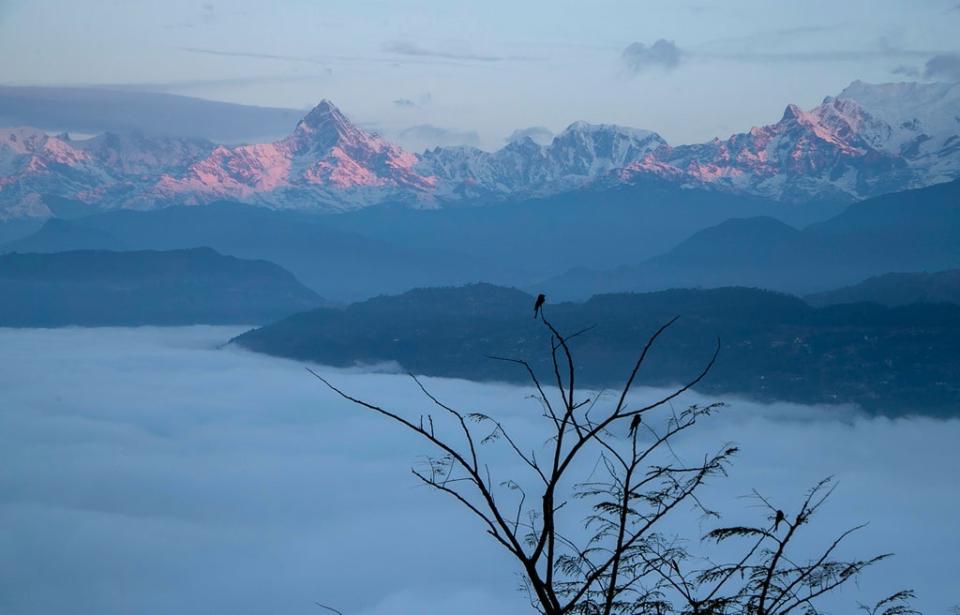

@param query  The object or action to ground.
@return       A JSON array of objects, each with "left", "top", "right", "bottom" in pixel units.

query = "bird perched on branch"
[
  {"left": 774, "top": 509, "right": 785, "bottom": 531},
  {"left": 533, "top": 293, "right": 546, "bottom": 319},
  {"left": 629, "top": 414, "right": 642, "bottom": 436}
]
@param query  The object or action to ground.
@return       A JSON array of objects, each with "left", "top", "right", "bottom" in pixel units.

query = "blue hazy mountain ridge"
[
  {"left": 0, "top": 86, "right": 301, "bottom": 142},
  {"left": 0, "top": 202, "right": 503, "bottom": 301},
  {"left": 3, "top": 177, "right": 957, "bottom": 304},
  {"left": 3, "top": 217, "right": 128, "bottom": 252},
  {"left": 806, "top": 269, "right": 960, "bottom": 307},
  {"left": 0, "top": 247, "right": 323, "bottom": 326},
  {"left": 541, "top": 179, "right": 960, "bottom": 300},
  {"left": 231, "top": 283, "right": 960, "bottom": 416},
  {"left": 0, "top": 217, "right": 44, "bottom": 244},
  {"left": 314, "top": 177, "right": 837, "bottom": 271},
  {"left": 0, "top": 180, "right": 818, "bottom": 301}
]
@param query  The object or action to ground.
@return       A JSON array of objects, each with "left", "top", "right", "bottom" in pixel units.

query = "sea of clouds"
[{"left": 0, "top": 326, "right": 957, "bottom": 615}]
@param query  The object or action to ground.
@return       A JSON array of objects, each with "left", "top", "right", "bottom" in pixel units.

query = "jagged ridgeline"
[{"left": 2, "top": 80, "right": 959, "bottom": 221}]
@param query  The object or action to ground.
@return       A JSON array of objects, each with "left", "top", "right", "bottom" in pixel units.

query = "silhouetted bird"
[
  {"left": 533, "top": 293, "right": 546, "bottom": 319},
  {"left": 629, "top": 414, "right": 642, "bottom": 436},
  {"left": 774, "top": 509, "right": 785, "bottom": 531}
]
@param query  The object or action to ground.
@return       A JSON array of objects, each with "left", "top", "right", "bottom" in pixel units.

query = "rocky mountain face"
[
  {"left": 616, "top": 81, "right": 960, "bottom": 202},
  {"left": 2, "top": 81, "right": 959, "bottom": 220},
  {"left": 150, "top": 101, "right": 437, "bottom": 211},
  {"left": 0, "top": 127, "right": 213, "bottom": 218},
  {"left": 418, "top": 123, "right": 667, "bottom": 199}
]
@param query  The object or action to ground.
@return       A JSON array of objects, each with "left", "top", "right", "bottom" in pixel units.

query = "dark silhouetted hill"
[
  {"left": 0, "top": 248, "right": 323, "bottom": 326},
  {"left": 232, "top": 283, "right": 960, "bottom": 416},
  {"left": 807, "top": 269, "right": 960, "bottom": 307}
]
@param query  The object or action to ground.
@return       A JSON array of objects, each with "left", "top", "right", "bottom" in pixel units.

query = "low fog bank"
[{"left": 0, "top": 327, "right": 957, "bottom": 615}]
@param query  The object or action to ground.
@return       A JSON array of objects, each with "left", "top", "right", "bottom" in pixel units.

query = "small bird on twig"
[
  {"left": 629, "top": 414, "right": 642, "bottom": 436},
  {"left": 533, "top": 293, "right": 546, "bottom": 319},
  {"left": 774, "top": 509, "right": 785, "bottom": 531}
]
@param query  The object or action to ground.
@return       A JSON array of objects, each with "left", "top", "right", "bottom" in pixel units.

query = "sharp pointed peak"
[
  {"left": 312, "top": 99, "right": 342, "bottom": 113},
  {"left": 780, "top": 103, "right": 805, "bottom": 122},
  {"left": 290, "top": 99, "right": 365, "bottom": 148},
  {"left": 300, "top": 99, "right": 349, "bottom": 127}
]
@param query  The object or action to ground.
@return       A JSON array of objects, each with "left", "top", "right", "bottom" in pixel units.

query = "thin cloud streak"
[
  {"left": 382, "top": 41, "right": 541, "bottom": 63},
  {"left": 178, "top": 47, "right": 331, "bottom": 65},
  {"left": 700, "top": 48, "right": 942, "bottom": 63},
  {"left": 85, "top": 74, "right": 332, "bottom": 93},
  {"left": 923, "top": 53, "right": 960, "bottom": 81},
  {"left": 177, "top": 45, "right": 487, "bottom": 69},
  {"left": 394, "top": 123, "right": 481, "bottom": 150}
]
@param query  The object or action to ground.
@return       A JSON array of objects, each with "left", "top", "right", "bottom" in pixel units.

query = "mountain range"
[
  {"left": 541, "top": 179, "right": 960, "bottom": 299},
  {"left": 4, "top": 178, "right": 958, "bottom": 302},
  {"left": 2, "top": 80, "right": 959, "bottom": 220}
]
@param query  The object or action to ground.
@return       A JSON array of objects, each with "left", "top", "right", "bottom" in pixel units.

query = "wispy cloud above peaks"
[
  {"left": 392, "top": 93, "right": 432, "bottom": 109},
  {"left": 891, "top": 64, "right": 921, "bottom": 78},
  {"left": 382, "top": 41, "right": 502, "bottom": 62},
  {"left": 505, "top": 126, "right": 554, "bottom": 145},
  {"left": 395, "top": 124, "right": 481, "bottom": 152},
  {"left": 179, "top": 47, "right": 329, "bottom": 66},
  {"left": 894, "top": 52, "right": 960, "bottom": 82},
  {"left": 923, "top": 53, "right": 960, "bottom": 81},
  {"left": 381, "top": 41, "right": 539, "bottom": 64},
  {"left": 622, "top": 39, "right": 684, "bottom": 73}
]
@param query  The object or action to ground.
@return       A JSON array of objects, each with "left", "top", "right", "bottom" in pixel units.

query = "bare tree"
[{"left": 309, "top": 310, "right": 912, "bottom": 614}]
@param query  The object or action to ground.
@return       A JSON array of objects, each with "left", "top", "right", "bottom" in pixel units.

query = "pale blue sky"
[{"left": 1, "top": 0, "right": 958, "bottom": 148}]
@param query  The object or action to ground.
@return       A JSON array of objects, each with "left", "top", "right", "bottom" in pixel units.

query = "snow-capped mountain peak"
[
  {"left": 838, "top": 79, "right": 960, "bottom": 125},
  {"left": 417, "top": 121, "right": 669, "bottom": 198},
  {"left": 289, "top": 99, "right": 362, "bottom": 150},
  {"left": 147, "top": 99, "right": 435, "bottom": 209},
  {"left": 299, "top": 99, "right": 346, "bottom": 127},
  {"left": 553, "top": 121, "right": 663, "bottom": 148}
]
